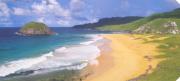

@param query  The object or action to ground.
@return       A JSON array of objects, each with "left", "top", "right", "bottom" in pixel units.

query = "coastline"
[
  {"left": 0, "top": 34, "right": 103, "bottom": 80},
  {"left": 82, "top": 34, "right": 162, "bottom": 81},
  {"left": 0, "top": 33, "right": 167, "bottom": 81}
]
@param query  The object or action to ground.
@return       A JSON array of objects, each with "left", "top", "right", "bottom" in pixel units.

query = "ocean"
[{"left": 0, "top": 27, "right": 109, "bottom": 80}]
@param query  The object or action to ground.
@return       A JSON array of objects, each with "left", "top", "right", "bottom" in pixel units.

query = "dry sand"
[{"left": 84, "top": 34, "right": 161, "bottom": 81}]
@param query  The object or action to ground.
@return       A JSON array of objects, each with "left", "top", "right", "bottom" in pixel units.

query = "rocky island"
[{"left": 17, "top": 22, "right": 55, "bottom": 36}]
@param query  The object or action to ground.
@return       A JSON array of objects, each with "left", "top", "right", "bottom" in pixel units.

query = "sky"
[{"left": 0, "top": 0, "right": 180, "bottom": 27}]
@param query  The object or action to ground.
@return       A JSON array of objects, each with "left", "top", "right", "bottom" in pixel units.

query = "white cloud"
[
  {"left": 0, "top": 2, "right": 10, "bottom": 17},
  {"left": 31, "top": 1, "right": 47, "bottom": 15},
  {"left": 57, "top": 19, "right": 70, "bottom": 26},
  {"left": 48, "top": 0, "right": 59, "bottom": 5},
  {"left": 32, "top": 0, "right": 71, "bottom": 17},
  {"left": 1, "top": 0, "right": 95, "bottom": 26},
  {"left": 70, "top": 0, "right": 85, "bottom": 12},
  {"left": 177, "top": 0, "right": 180, "bottom": 4},
  {"left": 31, "top": 0, "right": 73, "bottom": 26},
  {"left": 69, "top": 0, "right": 97, "bottom": 24},
  {"left": 13, "top": 8, "right": 31, "bottom": 15},
  {"left": 0, "top": 1, "right": 12, "bottom": 26},
  {"left": 166, "top": 0, "right": 180, "bottom": 5},
  {"left": 37, "top": 17, "right": 45, "bottom": 23}
]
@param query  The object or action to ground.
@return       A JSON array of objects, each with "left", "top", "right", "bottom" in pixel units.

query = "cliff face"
[{"left": 18, "top": 22, "right": 55, "bottom": 36}]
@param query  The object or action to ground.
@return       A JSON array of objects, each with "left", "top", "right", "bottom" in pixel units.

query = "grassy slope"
[
  {"left": 98, "top": 18, "right": 180, "bottom": 31},
  {"left": 98, "top": 8, "right": 180, "bottom": 31},
  {"left": 136, "top": 18, "right": 180, "bottom": 33},
  {"left": 144, "top": 18, "right": 180, "bottom": 29},
  {"left": 97, "top": 18, "right": 148, "bottom": 31},
  {"left": 137, "top": 35, "right": 180, "bottom": 81}
]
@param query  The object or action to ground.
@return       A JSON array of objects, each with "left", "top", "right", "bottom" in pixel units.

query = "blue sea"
[{"left": 0, "top": 27, "right": 109, "bottom": 78}]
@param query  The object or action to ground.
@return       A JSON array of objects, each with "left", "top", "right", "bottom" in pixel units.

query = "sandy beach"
[{"left": 83, "top": 34, "right": 161, "bottom": 81}]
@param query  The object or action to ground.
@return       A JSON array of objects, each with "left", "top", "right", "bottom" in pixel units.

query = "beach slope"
[{"left": 85, "top": 34, "right": 161, "bottom": 81}]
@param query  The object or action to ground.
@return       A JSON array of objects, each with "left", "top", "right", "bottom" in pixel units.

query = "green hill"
[
  {"left": 98, "top": 8, "right": 180, "bottom": 34},
  {"left": 73, "top": 16, "right": 143, "bottom": 29},
  {"left": 19, "top": 22, "right": 55, "bottom": 36},
  {"left": 147, "top": 8, "right": 180, "bottom": 20},
  {"left": 97, "top": 18, "right": 147, "bottom": 31}
]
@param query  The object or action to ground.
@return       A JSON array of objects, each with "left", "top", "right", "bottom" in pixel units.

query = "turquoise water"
[
  {"left": 0, "top": 27, "right": 108, "bottom": 78},
  {"left": 0, "top": 28, "right": 90, "bottom": 63},
  {"left": 0, "top": 28, "right": 83, "bottom": 64}
]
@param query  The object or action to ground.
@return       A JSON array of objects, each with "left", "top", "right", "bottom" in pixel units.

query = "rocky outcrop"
[
  {"left": 134, "top": 21, "right": 180, "bottom": 34},
  {"left": 133, "top": 25, "right": 152, "bottom": 34},
  {"left": 164, "top": 21, "right": 179, "bottom": 34},
  {"left": 17, "top": 22, "right": 56, "bottom": 36}
]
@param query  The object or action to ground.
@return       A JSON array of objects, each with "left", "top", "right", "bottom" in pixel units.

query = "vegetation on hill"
[
  {"left": 73, "top": 16, "right": 143, "bottom": 29},
  {"left": 98, "top": 8, "right": 180, "bottom": 34},
  {"left": 131, "top": 35, "right": 180, "bottom": 81},
  {"left": 21, "top": 22, "right": 48, "bottom": 31},
  {"left": 19, "top": 22, "right": 55, "bottom": 36},
  {"left": 97, "top": 18, "right": 147, "bottom": 31},
  {"left": 134, "top": 18, "right": 180, "bottom": 34},
  {"left": 147, "top": 8, "right": 180, "bottom": 20}
]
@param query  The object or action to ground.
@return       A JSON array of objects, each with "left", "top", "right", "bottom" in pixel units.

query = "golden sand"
[{"left": 84, "top": 34, "right": 161, "bottom": 81}]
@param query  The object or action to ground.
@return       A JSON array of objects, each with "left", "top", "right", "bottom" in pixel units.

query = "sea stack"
[{"left": 18, "top": 22, "right": 55, "bottom": 36}]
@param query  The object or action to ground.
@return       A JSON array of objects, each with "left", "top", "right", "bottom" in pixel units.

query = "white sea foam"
[
  {"left": 80, "top": 34, "right": 103, "bottom": 45},
  {"left": 80, "top": 41, "right": 94, "bottom": 45},
  {"left": 0, "top": 35, "right": 102, "bottom": 77},
  {"left": 30, "top": 45, "right": 100, "bottom": 70},
  {"left": 0, "top": 52, "right": 53, "bottom": 77}
]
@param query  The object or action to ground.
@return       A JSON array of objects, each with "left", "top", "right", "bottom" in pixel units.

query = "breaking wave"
[{"left": 0, "top": 34, "right": 102, "bottom": 77}]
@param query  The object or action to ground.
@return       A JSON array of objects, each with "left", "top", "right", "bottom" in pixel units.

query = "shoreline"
[
  {"left": 0, "top": 33, "right": 165, "bottom": 81},
  {"left": 82, "top": 34, "right": 162, "bottom": 81},
  {"left": 0, "top": 34, "right": 102, "bottom": 79}
]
